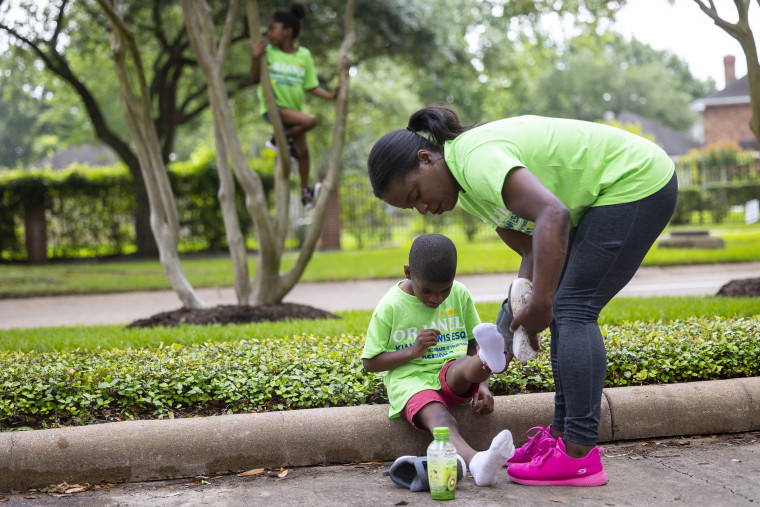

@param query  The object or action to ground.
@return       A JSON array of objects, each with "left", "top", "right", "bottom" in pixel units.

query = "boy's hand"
[
  {"left": 410, "top": 328, "right": 439, "bottom": 358},
  {"left": 471, "top": 383, "right": 494, "bottom": 415}
]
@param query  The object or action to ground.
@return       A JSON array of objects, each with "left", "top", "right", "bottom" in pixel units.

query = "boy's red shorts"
[{"left": 402, "top": 359, "right": 479, "bottom": 431}]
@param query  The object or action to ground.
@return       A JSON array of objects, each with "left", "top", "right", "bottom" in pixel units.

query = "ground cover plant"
[
  {"left": 2, "top": 297, "right": 759, "bottom": 431},
  {"left": 1, "top": 226, "right": 758, "bottom": 298}
]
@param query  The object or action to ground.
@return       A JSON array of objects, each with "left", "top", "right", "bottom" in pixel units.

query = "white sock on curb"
[
  {"left": 469, "top": 429, "right": 515, "bottom": 487},
  {"left": 473, "top": 323, "right": 506, "bottom": 373}
]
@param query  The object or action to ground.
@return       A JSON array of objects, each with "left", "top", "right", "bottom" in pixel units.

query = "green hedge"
[
  {"left": 0, "top": 150, "right": 275, "bottom": 260},
  {"left": 3, "top": 144, "right": 759, "bottom": 258},
  {"left": 672, "top": 143, "right": 760, "bottom": 225},
  {"left": 2, "top": 316, "right": 757, "bottom": 430},
  {"left": 671, "top": 182, "right": 760, "bottom": 225}
]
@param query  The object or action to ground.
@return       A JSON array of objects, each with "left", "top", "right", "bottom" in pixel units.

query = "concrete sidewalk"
[
  {"left": 2, "top": 377, "right": 759, "bottom": 497},
  {"left": 1, "top": 261, "right": 759, "bottom": 328},
  {"left": 2, "top": 432, "right": 759, "bottom": 505}
]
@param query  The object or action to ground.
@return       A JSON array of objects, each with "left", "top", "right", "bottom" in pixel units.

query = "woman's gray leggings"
[{"left": 551, "top": 173, "right": 678, "bottom": 446}]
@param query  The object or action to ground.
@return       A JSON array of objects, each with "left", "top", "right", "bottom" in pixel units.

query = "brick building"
[{"left": 691, "top": 55, "right": 758, "bottom": 150}]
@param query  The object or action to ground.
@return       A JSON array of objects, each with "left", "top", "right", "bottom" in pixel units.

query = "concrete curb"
[{"left": 2, "top": 377, "right": 759, "bottom": 492}]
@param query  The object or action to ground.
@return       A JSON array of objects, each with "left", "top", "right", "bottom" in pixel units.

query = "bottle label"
[{"left": 428, "top": 453, "right": 457, "bottom": 499}]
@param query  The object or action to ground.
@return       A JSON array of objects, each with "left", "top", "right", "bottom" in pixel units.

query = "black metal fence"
[{"left": 336, "top": 172, "right": 496, "bottom": 250}]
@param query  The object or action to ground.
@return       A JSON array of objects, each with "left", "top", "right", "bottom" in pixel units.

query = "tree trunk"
[
  {"left": 181, "top": 0, "right": 354, "bottom": 306},
  {"left": 742, "top": 49, "right": 760, "bottom": 145},
  {"left": 213, "top": 109, "right": 253, "bottom": 304},
  {"left": 278, "top": 0, "right": 355, "bottom": 299},
  {"left": 24, "top": 201, "right": 47, "bottom": 264},
  {"left": 319, "top": 185, "right": 341, "bottom": 251},
  {"left": 131, "top": 167, "right": 159, "bottom": 257},
  {"left": 97, "top": 0, "right": 204, "bottom": 309},
  {"left": 694, "top": 0, "right": 760, "bottom": 146}
]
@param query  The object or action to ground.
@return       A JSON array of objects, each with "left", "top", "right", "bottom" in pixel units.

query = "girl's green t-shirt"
[
  {"left": 257, "top": 45, "right": 318, "bottom": 116},
  {"left": 443, "top": 116, "right": 676, "bottom": 232},
  {"left": 362, "top": 280, "right": 481, "bottom": 419}
]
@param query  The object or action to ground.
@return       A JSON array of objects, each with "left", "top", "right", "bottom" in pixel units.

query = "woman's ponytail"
[
  {"left": 369, "top": 105, "right": 475, "bottom": 199},
  {"left": 407, "top": 105, "right": 473, "bottom": 146}
]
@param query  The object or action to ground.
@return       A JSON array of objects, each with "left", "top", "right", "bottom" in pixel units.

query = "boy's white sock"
[
  {"left": 469, "top": 429, "right": 515, "bottom": 487},
  {"left": 473, "top": 323, "right": 506, "bottom": 373}
]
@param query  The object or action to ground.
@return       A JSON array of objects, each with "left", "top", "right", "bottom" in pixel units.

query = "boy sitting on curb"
[{"left": 362, "top": 233, "right": 514, "bottom": 487}]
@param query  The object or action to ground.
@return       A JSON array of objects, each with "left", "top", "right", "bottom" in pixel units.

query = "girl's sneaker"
[
  {"left": 301, "top": 186, "right": 315, "bottom": 206},
  {"left": 265, "top": 136, "right": 299, "bottom": 160},
  {"left": 507, "top": 438, "right": 608, "bottom": 487},
  {"left": 505, "top": 425, "right": 556, "bottom": 466}
]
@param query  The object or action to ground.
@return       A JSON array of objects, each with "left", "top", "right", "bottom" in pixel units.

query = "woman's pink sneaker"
[
  {"left": 505, "top": 425, "right": 556, "bottom": 466},
  {"left": 507, "top": 438, "right": 608, "bottom": 487}
]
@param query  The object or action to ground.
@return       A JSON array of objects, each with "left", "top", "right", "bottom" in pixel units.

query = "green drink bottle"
[{"left": 427, "top": 426, "right": 457, "bottom": 500}]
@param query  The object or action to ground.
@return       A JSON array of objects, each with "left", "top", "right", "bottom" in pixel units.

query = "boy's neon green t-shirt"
[
  {"left": 257, "top": 45, "right": 319, "bottom": 116},
  {"left": 361, "top": 280, "right": 481, "bottom": 419},
  {"left": 443, "top": 116, "right": 676, "bottom": 232}
]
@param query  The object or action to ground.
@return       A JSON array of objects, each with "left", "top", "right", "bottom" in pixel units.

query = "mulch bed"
[
  {"left": 716, "top": 277, "right": 760, "bottom": 298},
  {"left": 127, "top": 303, "right": 339, "bottom": 328}
]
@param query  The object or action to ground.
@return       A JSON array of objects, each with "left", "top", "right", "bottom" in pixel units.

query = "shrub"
[
  {"left": 673, "top": 143, "right": 760, "bottom": 225},
  {"left": 0, "top": 149, "right": 276, "bottom": 260},
  {"left": 2, "top": 316, "right": 757, "bottom": 430}
]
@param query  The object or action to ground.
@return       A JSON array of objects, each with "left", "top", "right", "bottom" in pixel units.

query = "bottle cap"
[{"left": 432, "top": 426, "right": 449, "bottom": 438}]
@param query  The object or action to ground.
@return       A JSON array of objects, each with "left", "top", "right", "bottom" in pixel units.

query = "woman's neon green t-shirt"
[
  {"left": 443, "top": 116, "right": 675, "bottom": 232},
  {"left": 361, "top": 280, "right": 481, "bottom": 419},
  {"left": 257, "top": 45, "right": 318, "bottom": 116}
]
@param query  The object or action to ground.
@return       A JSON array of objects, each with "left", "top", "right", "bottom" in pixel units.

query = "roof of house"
[
  {"left": 613, "top": 110, "right": 702, "bottom": 157},
  {"left": 691, "top": 75, "right": 750, "bottom": 110}
]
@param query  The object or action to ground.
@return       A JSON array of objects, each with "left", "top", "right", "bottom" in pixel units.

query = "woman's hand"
[{"left": 510, "top": 297, "right": 552, "bottom": 348}]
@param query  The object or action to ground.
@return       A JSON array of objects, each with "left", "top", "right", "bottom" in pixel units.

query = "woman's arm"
[
  {"left": 496, "top": 227, "right": 534, "bottom": 280},
  {"left": 500, "top": 167, "right": 569, "bottom": 335}
]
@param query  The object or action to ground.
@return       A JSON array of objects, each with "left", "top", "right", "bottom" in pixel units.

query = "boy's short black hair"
[{"left": 408, "top": 234, "right": 457, "bottom": 283}]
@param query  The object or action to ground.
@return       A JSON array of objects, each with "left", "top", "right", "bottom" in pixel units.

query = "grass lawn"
[
  {"left": 2, "top": 296, "right": 759, "bottom": 353},
  {"left": 1, "top": 225, "right": 758, "bottom": 299}
]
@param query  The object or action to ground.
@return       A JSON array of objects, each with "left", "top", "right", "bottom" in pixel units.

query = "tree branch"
[
  {"left": 218, "top": 0, "right": 239, "bottom": 63},
  {"left": 0, "top": 8, "right": 137, "bottom": 167},
  {"left": 692, "top": 0, "right": 742, "bottom": 39},
  {"left": 50, "top": 0, "right": 70, "bottom": 48}
]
